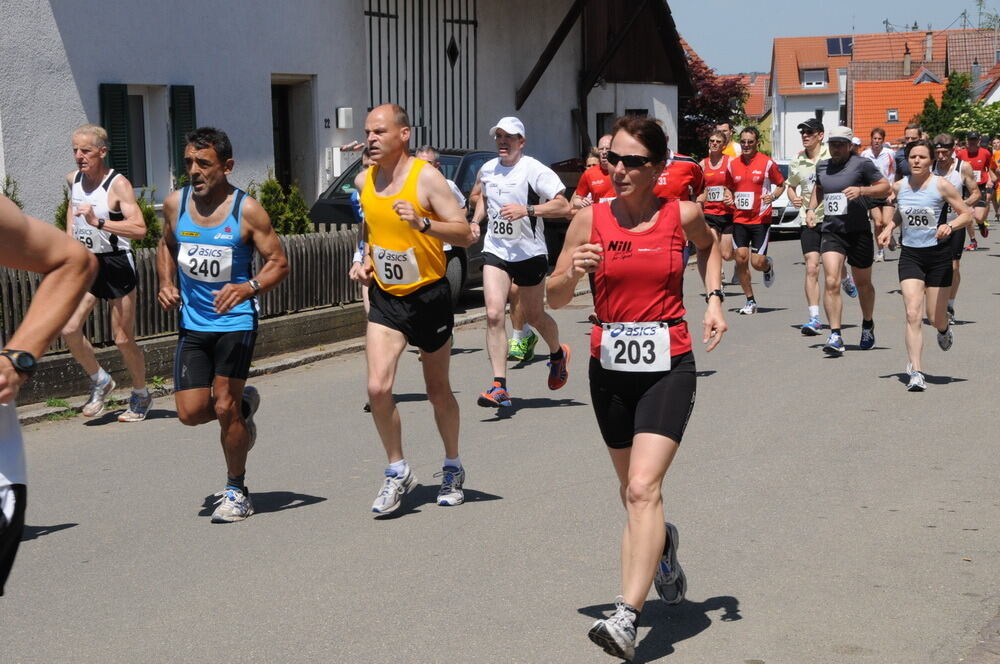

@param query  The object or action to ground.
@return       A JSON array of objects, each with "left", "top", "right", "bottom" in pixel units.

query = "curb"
[{"left": 17, "top": 286, "right": 590, "bottom": 427}]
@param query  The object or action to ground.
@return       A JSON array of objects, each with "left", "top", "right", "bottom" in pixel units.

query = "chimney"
[
  {"left": 903, "top": 43, "right": 912, "bottom": 76},
  {"left": 972, "top": 57, "right": 981, "bottom": 87},
  {"left": 925, "top": 31, "right": 933, "bottom": 61}
]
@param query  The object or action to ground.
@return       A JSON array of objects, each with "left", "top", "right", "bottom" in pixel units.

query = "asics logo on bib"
[
  {"left": 376, "top": 248, "right": 411, "bottom": 263},
  {"left": 187, "top": 246, "right": 226, "bottom": 258},
  {"left": 609, "top": 323, "right": 659, "bottom": 338}
]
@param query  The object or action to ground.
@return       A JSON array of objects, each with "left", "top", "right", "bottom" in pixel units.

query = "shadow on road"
[
  {"left": 578, "top": 595, "right": 742, "bottom": 662},
  {"left": 480, "top": 396, "right": 586, "bottom": 421},
  {"left": 21, "top": 523, "right": 78, "bottom": 541},
  {"left": 198, "top": 491, "right": 326, "bottom": 517},
  {"left": 83, "top": 408, "right": 177, "bottom": 426},
  {"left": 374, "top": 484, "right": 502, "bottom": 520},
  {"left": 879, "top": 371, "right": 968, "bottom": 386}
]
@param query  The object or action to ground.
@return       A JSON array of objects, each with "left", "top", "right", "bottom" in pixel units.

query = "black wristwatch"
[
  {"left": 1, "top": 349, "right": 37, "bottom": 377},
  {"left": 704, "top": 289, "right": 725, "bottom": 303},
  {"left": 419, "top": 217, "right": 432, "bottom": 233},
  {"left": 97, "top": 218, "right": 106, "bottom": 230}
]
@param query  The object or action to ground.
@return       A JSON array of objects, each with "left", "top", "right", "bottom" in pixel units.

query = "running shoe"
[
  {"left": 363, "top": 401, "right": 371, "bottom": 413},
  {"left": 371, "top": 467, "right": 416, "bottom": 514},
  {"left": 547, "top": 344, "right": 571, "bottom": 390},
  {"left": 588, "top": 597, "right": 638, "bottom": 661},
  {"left": 874, "top": 249, "right": 885, "bottom": 262},
  {"left": 434, "top": 466, "right": 465, "bottom": 506},
  {"left": 762, "top": 257, "right": 775, "bottom": 288},
  {"left": 947, "top": 305, "right": 956, "bottom": 325},
  {"left": 738, "top": 300, "right": 757, "bottom": 315},
  {"left": 507, "top": 337, "right": 521, "bottom": 361},
  {"left": 859, "top": 326, "right": 875, "bottom": 350},
  {"left": 117, "top": 391, "right": 152, "bottom": 422},
  {"left": 907, "top": 370, "right": 927, "bottom": 392},
  {"left": 965, "top": 239, "right": 978, "bottom": 251},
  {"left": 823, "top": 332, "right": 845, "bottom": 356},
  {"left": 937, "top": 326, "right": 954, "bottom": 351},
  {"left": 82, "top": 375, "right": 116, "bottom": 417},
  {"left": 477, "top": 383, "right": 512, "bottom": 408},
  {"left": 507, "top": 331, "right": 538, "bottom": 362},
  {"left": 978, "top": 221, "right": 990, "bottom": 238},
  {"left": 242, "top": 385, "right": 260, "bottom": 450},
  {"left": 211, "top": 487, "right": 254, "bottom": 523},
  {"left": 800, "top": 316, "right": 823, "bottom": 336},
  {"left": 653, "top": 522, "right": 687, "bottom": 606},
  {"left": 842, "top": 276, "right": 858, "bottom": 298}
]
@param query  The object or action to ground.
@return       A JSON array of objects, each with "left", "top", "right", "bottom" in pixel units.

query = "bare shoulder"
[
  {"left": 241, "top": 195, "right": 275, "bottom": 231},
  {"left": 65, "top": 170, "right": 77, "bottom": 187},
  {"left": 162, "top": 189, "right": 181, "bottom": 219}
]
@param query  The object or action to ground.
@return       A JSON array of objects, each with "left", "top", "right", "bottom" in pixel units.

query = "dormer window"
[
  {"left": 802, "top": 69, "right": 827, "bottom": 88},
  {"left": 887, "top": 109, "right": 899, "bottom": 122}
]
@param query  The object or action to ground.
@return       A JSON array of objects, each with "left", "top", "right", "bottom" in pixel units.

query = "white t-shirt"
[
  {"left": 480, "top": 155, "right": 565, "bottom": 262},
  {"left": 0, "top": 335, "right": 26, "bottom": 489}
]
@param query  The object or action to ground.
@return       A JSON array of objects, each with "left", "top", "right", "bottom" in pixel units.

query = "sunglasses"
[
  {"left": 708, "top": 139, "right": 724, "bottom": 145},
  {"left": 606, "top": 151, "right": 655, "bottom": 167},
  {"left": 799, "top": 130, "right": 817, "bottom": 136}
]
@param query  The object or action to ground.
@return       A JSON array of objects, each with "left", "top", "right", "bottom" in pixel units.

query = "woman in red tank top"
[{"left": 547, "top": 116, "right": 727, "bottom": 659}]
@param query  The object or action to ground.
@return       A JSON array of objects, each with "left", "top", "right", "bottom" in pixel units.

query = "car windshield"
[{"left": 454, "top": 153, "right": 492, "bottom": 195}]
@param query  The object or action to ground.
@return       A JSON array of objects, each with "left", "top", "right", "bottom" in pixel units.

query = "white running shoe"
[
  {"left": 371, "top": 467, "right": 416, "bottom": 514},
  {"left": 763, "top": 257, "right": 775, "bottom": 288},
  {"left": 907, "top": 371, "right": 927, "bottom": 392},
  {"left": 434, "top": 466, "right": 465, "bottom": 506},
  {"left": 738, "top": 300, "right": 758, "bottom": 315},
  {"left": 588, "top": 597, "right": 638, "bottom": 661},
  {"left": 211, "top": 487, "right": 254, "bottom": 523},
  {"left": 875, "top": 249, "right": 885, "bottom": 262},
  {"left": 117, "top": 391, "right": 152, "bottom": 422},
  {"left": 82, "top": 376, "right": 116, "bottom": 417},
  {"left": 937, "top": 327, "right": 953, "bottom": 351},
  {"left": 653, "top": 522, "right": 687, "bottom": 605}
]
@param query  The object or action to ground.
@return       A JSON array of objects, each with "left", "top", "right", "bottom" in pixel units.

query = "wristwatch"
[
  {"left": 1, "top": 349, "right": 37, "bottom": 376},
  {"left": 419, "top": 217, "right": 432, "bottom": 233},
  {"left": 248, "top": 279, "right": 261, "bottom": 293},
  {"left": 704, "top": 289, "right": 725, "bottom": 303},
  {"left": 526, "top": 204, "right": 536, "bottom": 217},
  {"left": 97, "top": 218, "right": 106, "bottom": 230}
]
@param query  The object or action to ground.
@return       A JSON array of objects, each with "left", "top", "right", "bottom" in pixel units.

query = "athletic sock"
[
  {"left": 133, "top": 388, "right": 149, "bottom": 398},
  {"left": 549, "top": 347, "right": 564, "bottom": 362},
  {"left": 948, "top": 299, "right": 956, "bottom": 308},
  {"left": 832, "top": 328, "right": 842, "bottom": 336},
  {"left": 808, "top": 305, "right": 820, "bottom": 318},
  {"left": 862, "top": 319, "right": 874, "bottom": 330},
  {"left": 226, "top": 473, "right": 246, "bottom": 492},
  {"left": 621, "top": 602, "right": 641, "bottom": 626},
  {"left": 511, "top": 328, "right": 527, "bottom": 341},
  {"left": 493, "top": 376, "right": 507, "bottom": 389},
  {"left": 747, "top": 296, "right": 756, "bottom": 303},
  {"left": 90, "top": 368, "right": 110, "bottom": 385},
  {"left": 388, "top": 459, "right": 409, "bottom": 478},
  {"left": 444, "top": 456, "right": 462, "bottom": 470}
]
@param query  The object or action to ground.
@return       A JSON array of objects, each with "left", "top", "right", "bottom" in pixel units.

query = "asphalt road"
[{"left": 2, "top": 235, "right": 999, "bottom": 663}]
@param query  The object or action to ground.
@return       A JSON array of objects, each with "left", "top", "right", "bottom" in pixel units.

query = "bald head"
[{"left": 364, "top": 104, "right": 412, "bottom": 163}]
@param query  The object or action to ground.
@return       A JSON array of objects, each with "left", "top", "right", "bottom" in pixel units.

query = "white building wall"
[
  {"left": 0, "top": 0, "right": 368, "bottom": 219},
  {"left": 773, "top": 93, "right": 840, "bottom": 161},
  {"left": 586, "top": 83, "right": 679, "bottom": 149}
]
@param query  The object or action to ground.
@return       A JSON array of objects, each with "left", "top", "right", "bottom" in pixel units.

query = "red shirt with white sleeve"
[
  {"left": 727, "top": 152, "right": 784, "bottom": 224},
  {"left": 653, "top": 151, "right": 704, "bottom": 201}
]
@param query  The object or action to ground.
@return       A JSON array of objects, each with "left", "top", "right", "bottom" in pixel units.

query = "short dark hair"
[
  {"left": 185, "top": 127, "right": 233, "bottom": 162},
  {"left": 390, "top": 104, "right": 410, "bottom": 128},
  {"left": 612, "top": 115, "right": 667, "bottom": 163},
  {"left": 717, "top": 120, "right": 734, "bottom": 131},
  {"left": 871, "top": 127, "right": 886, "bottom": 139},
  {"left": 905, "top": 122, "right": 922, "bottom": 133},
  {"left": 904, "top": 138, "right": 934, "bottom": 160},
  {"left": 416, "top": 145, "right": 439, "bottom": 162},
  {"left": 740, "top": 126, "right": 761, "bottom": 141}
]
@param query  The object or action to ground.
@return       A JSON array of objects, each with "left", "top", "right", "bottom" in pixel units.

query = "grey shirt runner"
[{"left": 816, "top": 154, "right": 884, "bottom": 233}]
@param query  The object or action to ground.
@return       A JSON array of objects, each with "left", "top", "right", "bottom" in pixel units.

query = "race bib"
[
  {"left": 372, "top": 244, "right": 420, "bottom": 285},
  {"left": 902, "top": 206, "right": 933, "bottom": 227},
  {"left": 600, "top": 322, "right": 671, "bottom": 372},
  {"left": 73, "top": 224, "right": 113, "bottom": 254},
  {"left": 734, "top": 191, "right": 754, "bottom": 210},
  {"left": 973, "top": 170, "right": 982, "bottom": 181},
  {"left": 179, "top": 243, "right": 233, "bottom": 282},
  {"left": 706, "top": 186, "right": 724, "bottom": 202},
  {"left": 489, "top": 213, "right": 521, "bottom": 240},
  {"left": 824, "top": 192, "right": 848, "bottom": 216}
]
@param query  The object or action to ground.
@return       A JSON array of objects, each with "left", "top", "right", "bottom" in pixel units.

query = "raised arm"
[
  {"left": 103, "top": 177, "right": 148, "bottom": 240},
  {"left": 546, "top": 206, "right": 599, "bottom": 309},
  {"left": 679, "top": 201, "right": 726, "bottom": 351},
  {"left": 156, "top": 190, "right": 182, "bottom": 310},
  {"left": 411, "top": 164, "right": 474, "bottom": 247}
]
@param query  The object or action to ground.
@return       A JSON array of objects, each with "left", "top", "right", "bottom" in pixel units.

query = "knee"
[
  {"left": 62, "top": 320, "right": 83, "bottom": 339},
  {"left": 734, "top": 252, "right": 748, "bottom": 265},
  {"left": 177, "top": 409, "right": 203, "bottom": 427},
  {"left": 426, "top": 382, "right": 455, "bottom": 408},
  {"left": 367, "top": 379, "right": 393, "bottom": 403},
  {"left": 624, "top": 478, "right": 661, "bottom": 511},
  {"left": 213, "top": 396, "right": 240, "bottom": 424},
  {"left": 805, "top": 262, "right": 820, "bottom": 279},
  {"left": 113, "top": 330, "right": 136, "bottom": 348},
  {"left": 905, "top": 307, "right": 923, "bottom": 325},
  {"left": 485, "top": 306, "right": 506, "bottom": 329},
  {"left": 824, "top": 275, "right": 840, "bottom": 292}
]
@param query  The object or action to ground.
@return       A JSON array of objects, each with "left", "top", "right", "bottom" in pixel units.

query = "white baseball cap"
[
  {"left": 827, "top": 126, "right": 854, "bottom": 143},
  {"left": 489, "top": 117, "right": 525, "bottom": 138}
]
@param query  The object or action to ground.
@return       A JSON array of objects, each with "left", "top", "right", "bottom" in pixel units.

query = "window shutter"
[
  {"left": 99, "top": 83, "right": 132, "bottom": 180},
  {"left": 170, "top": 86, "right": 197, "bottom": 180}
]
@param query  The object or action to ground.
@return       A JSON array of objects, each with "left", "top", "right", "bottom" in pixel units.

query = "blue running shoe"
[
  {"left": 800, "top": 316, "right": 822, "bottom": 336},
  {"left": 842, "top": 276, "right": 858, "bottom": 298},
  {"left": 859, "top": 326, "right": 875, "bottom": 350},
  {"left": 823, "top": 332, "right": 845, "bottom": 356}
]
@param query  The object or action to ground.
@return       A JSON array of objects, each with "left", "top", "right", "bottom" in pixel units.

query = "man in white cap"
[{"left": 471, "top": 117, "right": 572, "bottom": 408}]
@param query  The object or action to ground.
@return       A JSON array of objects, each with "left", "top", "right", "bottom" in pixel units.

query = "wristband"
[{"left": 352, "top": 250, "right": 363, "bottom": 264}]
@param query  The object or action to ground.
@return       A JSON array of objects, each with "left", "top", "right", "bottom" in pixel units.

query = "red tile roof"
[
  {"left": 772, "top": 36, "right": 852, "bottom": 96},
  {"left": 720, "top": 73, "right": 772, "bottom": 118},
  {"left": 853, "top": 79, "right": 943, "bottom": 147},
  {"left": 852, "top": 31, "right": 950, "bottom": 62},
  {"left": 947, "top": 29, "right": 999, "bottom": 76}
]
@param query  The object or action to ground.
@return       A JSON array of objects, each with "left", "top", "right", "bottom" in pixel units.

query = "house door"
[{"left": 271, "top": 84, "right": 292, "bottom": 188}]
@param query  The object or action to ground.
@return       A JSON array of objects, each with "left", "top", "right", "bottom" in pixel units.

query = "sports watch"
[
  {"left": 0, "top": 349, "right": 37, "bottom": 376},
  {"left": 704, "top": 289, "right": 725, "bottom": 303},
  {"left": 248, "top": 279, "right": 261, "bottom": 293}
]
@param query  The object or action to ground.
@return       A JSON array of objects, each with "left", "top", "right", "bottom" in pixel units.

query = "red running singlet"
[{"left": 589, "top": 199, "right": 692, "bottom": 359}]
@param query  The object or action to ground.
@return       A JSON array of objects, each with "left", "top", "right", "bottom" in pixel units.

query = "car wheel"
[{"left": 445, "top": 254, "right": 464, "bottom": 308}]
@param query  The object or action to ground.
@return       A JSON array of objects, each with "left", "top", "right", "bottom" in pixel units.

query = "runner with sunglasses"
[
  {"left": 696, "top": 131, "right": 735, "bottom": 268},
  {"left": 727, "top": 127, "right": 784, "bottom": 314},
  {"left": 547, "top": 115, "right": 726, "bottom": 661},
  {"left": 806, "top": 126, "right": 890, "bottom": 356},
  {"left": 879, "top": 139, "right": 971, "bottom": 391},
  {"left": 930, "top": 134, "right": 979, "bottom": 325}
]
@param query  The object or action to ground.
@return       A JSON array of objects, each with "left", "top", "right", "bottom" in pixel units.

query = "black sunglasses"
[
  {"left": 799, "top": 129, "right": 817, "bottom": 136},
  {"left": 606, "top": 151, "right": 655, "bottom": 168}
]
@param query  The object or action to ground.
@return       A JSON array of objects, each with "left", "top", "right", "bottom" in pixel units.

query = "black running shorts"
[
  {"left": 0, "top": 484, "right": 26, "bottom": 596},
  {"left": 949, "top": 227, "right": 966, "bottom": 260},
  {"left": 90, "top": 251, "right": 137, "bottom": 300},
  {"left": 704, "top": 213, "right": 734, "bottom": 235},
  {"left": 732, "top": 223, "right": 770, "bottom": 254},
  {"left": 588, "top": 352, "right": 697, "bottom": 449},
  {"left": 174, "top": 328, "right": 258, "bottom": 391},
  {"left": 368, "top": 278, "right": 453, "bottom": 352},
  {"left": 898, "top": 244, "right": 953, "bottom": 287},
  {"left": 482, "top": 252, "right": 549, "bottom": 287},
  {"left": 821, "top": 229, "right": 874, "bottom": 269},
  {"left": 974, "top": 185, "right": 989, "bottom": 208},
  {"left": 800, "top": 224, "right": 822, "bottom": 255}
]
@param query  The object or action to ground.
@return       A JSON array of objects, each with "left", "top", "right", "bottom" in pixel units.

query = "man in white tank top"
[
  {"left": 61, "top": 125, "right": 151, "bottom": 422},
  {"left": 1, "top": 194, "right": 96, "bottom": 595}
]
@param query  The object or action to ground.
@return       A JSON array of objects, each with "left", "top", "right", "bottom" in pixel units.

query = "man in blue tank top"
[{"left": 157, "top": 127, "right": 289, "bottom": 523}]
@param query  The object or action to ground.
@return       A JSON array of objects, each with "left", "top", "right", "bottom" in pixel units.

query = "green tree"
[
  {"left": 2, "top": 175, "right": 23, "bottom": 209},
  {"left": 916, "top": 73, "right": 972, "bottom": 137},
  {"left": 246, "top": 168, "right": 312, "bottom": 235},
  {"left": 952, "top": 102, "right": 1000, "bottom": 138}
]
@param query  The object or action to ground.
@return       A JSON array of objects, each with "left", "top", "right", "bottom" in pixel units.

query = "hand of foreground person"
[
  {"left": 349, "top": 257, "right": 373, "bottom": 286},
  {"left": 703, "top": 301, "right": 727, "bottom": 352},
  {"left": 0, "top": 358, "right": 25, "bottom": 404}
]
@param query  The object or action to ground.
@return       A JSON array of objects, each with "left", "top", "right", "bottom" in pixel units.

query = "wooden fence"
[{"left": 0, "top": 230, "right": 362, "bottom": 349}]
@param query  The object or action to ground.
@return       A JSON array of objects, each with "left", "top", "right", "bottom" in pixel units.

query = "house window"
[
  {"left": 625, "top": 108, "right": 648, "bottom": 118},
  {"left": 596, "top": 112, "right": 615, "bottom": 139},
  {"left": 802, "top": 69, "right": 827, "bottom": 88},
  {"left": 887, "top": 109, "right": 899, "bottom": 122},
  {"left": 126, "top": 94, "right": 149, "bottom": 188},
  {"left": 826, "top": 37, "right": 853, "bottom": 56}
]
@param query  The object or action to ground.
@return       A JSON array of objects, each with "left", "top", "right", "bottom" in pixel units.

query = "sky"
[{"left": 671, "top": 0, "right": 1000, "bottom": 74}]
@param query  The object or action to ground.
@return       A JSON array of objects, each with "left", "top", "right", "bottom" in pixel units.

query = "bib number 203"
[{"left": 613, "top": 339, "right": 656, "bottom": 365}]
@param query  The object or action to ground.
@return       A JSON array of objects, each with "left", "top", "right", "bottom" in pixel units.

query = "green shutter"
[
  {"left": 170, "top": 86, "right": 197, "bottom": 180},
  {"left": 99, "top": 83, "right": 131, "bottom": 180}
]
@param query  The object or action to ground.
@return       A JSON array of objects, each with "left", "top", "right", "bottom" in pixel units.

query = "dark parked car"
[{"left": 309, "top": 149, "right": 494, "bottom": 304}]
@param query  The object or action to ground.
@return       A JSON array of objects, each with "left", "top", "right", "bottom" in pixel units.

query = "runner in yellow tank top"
[{"left": 349, "top": 104, "right": 474, "bottom": 515}]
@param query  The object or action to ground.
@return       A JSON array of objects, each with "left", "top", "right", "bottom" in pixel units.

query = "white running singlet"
[{"left": 479, "top": 155, "right": 565, "bottom": 262}]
